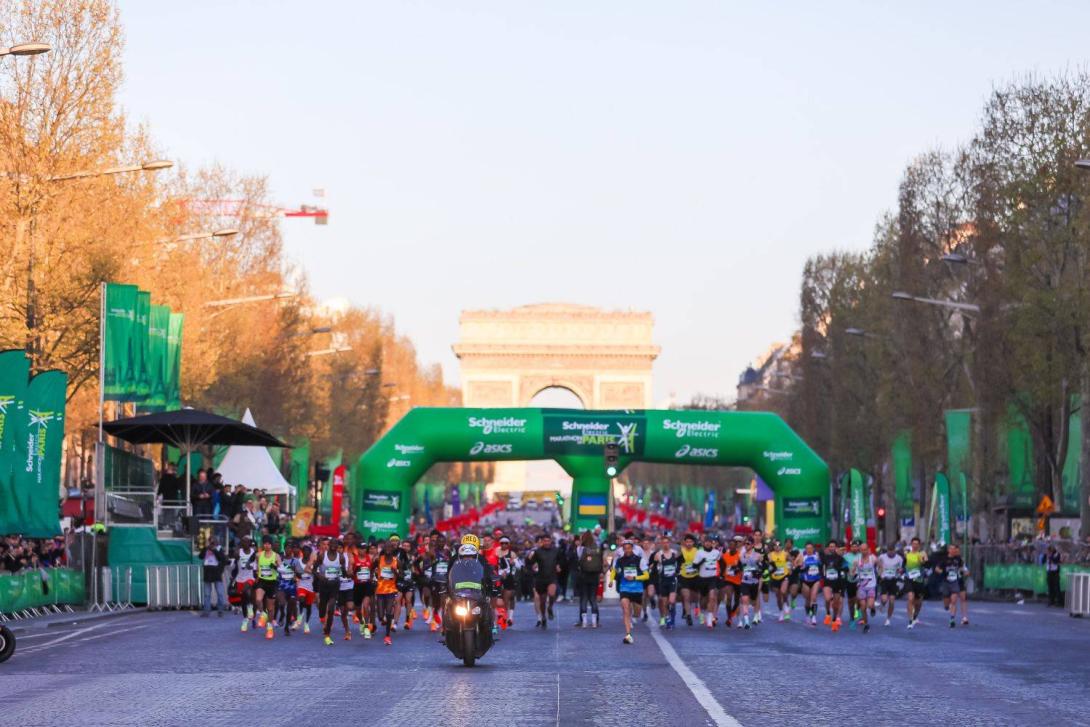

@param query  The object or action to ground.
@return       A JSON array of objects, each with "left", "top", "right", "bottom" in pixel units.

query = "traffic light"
[
  {"left": 604, "top": 442, "right": 620, "bottom": 478},
  {"left": 876, "top": 506, "right": 886, "bottom": 528}
]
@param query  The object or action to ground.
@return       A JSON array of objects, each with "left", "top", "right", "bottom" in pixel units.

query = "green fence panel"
[
  {"left": 984, "top": 563, "right": 1090, "bottom": 594},
  {"left": 0, "top": 568, "right": 86, "bottom": 613}
]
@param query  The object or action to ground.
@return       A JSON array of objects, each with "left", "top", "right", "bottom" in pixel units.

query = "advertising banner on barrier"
[{"left": 0, "top": 350, "right": 30, "bottom": 535}]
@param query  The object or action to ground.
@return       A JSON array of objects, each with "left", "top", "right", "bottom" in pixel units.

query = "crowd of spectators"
[
  {"left": 156, "top": 463, "right": 286, "bottom": 543},
  {"left": 1, "top": 534, "right": 67, "bottom": 574}
]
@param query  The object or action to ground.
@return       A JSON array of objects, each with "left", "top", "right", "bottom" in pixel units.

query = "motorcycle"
[
  {"left": 442, "top": 559, "right": 494, "bottom": 667},
  {"left": 0, "top": 624, "right": 15, "bottom": 664}
]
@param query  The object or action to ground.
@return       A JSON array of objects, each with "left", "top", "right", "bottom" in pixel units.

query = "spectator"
[
  {"left": 192, "top": 470, "right": 214, "bottom": 516},
  {"left": 231, "top": 498, "right": 258, "bottom": 543},
  {"left": 199, "top": 536, "right": 228, "bottom": 616},
  {"left": 158, "top": 462, "right": 184, "bottom": 502},
  {"left": 1045, "top": 545, "right": 1063, "bottom": 607},
  {"left": 266, "top": 500, "right": 282, "bottom": 536}
]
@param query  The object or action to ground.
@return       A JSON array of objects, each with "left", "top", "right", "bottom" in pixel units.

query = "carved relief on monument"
[
  {"left": 598, "top": 381, "right": 646, "bottom": 409},
  {"left": 465, "top": 380, "right": 515, "bottom": 407}
]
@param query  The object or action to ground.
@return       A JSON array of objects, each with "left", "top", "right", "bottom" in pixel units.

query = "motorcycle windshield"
[{"left": 449, "top": 559, "right": 485, "bottom": 599}]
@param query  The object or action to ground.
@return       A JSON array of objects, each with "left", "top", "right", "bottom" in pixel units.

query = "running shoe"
[
  {"left": 823, "top": 614, "right": 832, "bottom": 626},
  {"left": 303, "top": 623, "right": 311, "bottom": 634},
  {"left": 410, "top": 608, "right": 418, "bottom": 621},
  {"left": 784, "top": 610, "right": 792, "bottom": 622},
  {"left": 961, "top": 618, "right": 969, "bottom": 626},
  {"left": 383, "top": 635, "right": 392, "bottom": 646},
  {"left": 754, "top": 612, "right": 762, "bottom": 624},
  {"left": 265, "top": 625, "right": 274, "bottom": 640},
  {"left": 863, "top": 624, "right": 870, "bottom": 634},
  {"left": 423, "top": 607, "right": 432, "bottom": 622},
  {"left": 257, "top": 613, "right": 268, "bottom": 628},
  {"left": 430, "top": 620, "right": 439, "bottom": 632},
  {"left": 241, "top": 620, "right": 249, "bottom": 633},
  {"left": 364, "top": 626, "right": 373, "bottom": 639},
  {"left": 547, "top": 604, "right": 555, "bottom": 620},
  {"left": 360, "top": 622, "right": 367, "bottom": 636},
  {"left": 623, "top": 633, "right": 634, "bottom": 644},
  {"left": 391, "top": 623, "right": 397, "bottom": 633},
  {"left": 884, "top": 618, "right": 891, "bottom": 627},
  {"left": 685, "top": 613, "right": 693, "bottom": 627},
  {"left": 659, "top": 616, "right": 666, "bottom": 626},
  {"left": 907, "top": 621, "right": 915, "bottom": 630},
  {"left": 344, "top": 632, "right": 352, "bottom": 641},
  {"left": 949, "top": 618, "right": 956, "bottom": 629},
  {"left": 778, "top": 614, "right": 785, "bottom": 623},
  {"left": 323, "top": 635, "right": 334, "bottom": 646},
  {"left": 830, "top": 621, "right": 840, "bottom": 633},
  {"left": 849, "top": 619, "right": 856, "bottom": 631}
]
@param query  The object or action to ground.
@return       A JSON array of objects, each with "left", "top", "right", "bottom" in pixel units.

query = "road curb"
[{"left": 6, "top": 607, "right": 147, "bottom": 635}]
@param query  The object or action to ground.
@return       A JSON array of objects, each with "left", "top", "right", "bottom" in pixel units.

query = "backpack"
[{"left": 580, "top": 544, "right": 603, "bottom": 574}]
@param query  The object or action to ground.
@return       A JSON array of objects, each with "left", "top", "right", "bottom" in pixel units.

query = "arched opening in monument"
[{"left": 522, "top": 387, "right": 585, "bottom": 500}]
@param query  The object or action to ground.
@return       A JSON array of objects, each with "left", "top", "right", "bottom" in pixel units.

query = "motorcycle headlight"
[{"left": 454, "top": 604, "right": 468, "bottom": 617}]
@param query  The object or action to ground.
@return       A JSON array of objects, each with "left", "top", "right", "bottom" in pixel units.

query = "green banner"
[
  {"left": 1005, "top": 408, "right": 1035, "bottom": 509},
  {"left": 140, "top": 305, "right": 170, "bottom": 410},
  {"left": 783, "top": 497, "right": 821, "bottom": 518},
  {"left": 934, "top": 472, "right": 951, "bottom": 545},
  {"left": 849, "top": 468, "right": 866, "bottom": 539},
  {"left": 0, "top": 350, "right": 30, "bottom": 535},
  {"left": 542, "top": 410, "right": 646, "bottom": 456},
  {"left": 945, "top": 409, "right": 972, "bottom": 519},
  {"left": 103, "top": 283, "right": 138, "bottom": 400},
  {"left": 290, "top": 439, "right": 310, "bottom": 493},
  {"left": 166, "top": 312, "right": 184, "bottom": 409},
  {"left": 0, "top": 567, "right": 86, "bottom": 613},
  {"left": 127, "top": 290, "right": 152, "bottom": 401},
  {"left": 362, "top": 488, "right": 401, "bottom": 512},
  {"left": 320, "top": 451, "right": 342, "bottom": 515},
  {"left": 16, "top": 370, "right": 66, "bottom": 537},
  {"left": 892, "top": 430, "right": 913, "bottom": 514},
  {"left": 1062, "top": 398, "right": 1081, "bottom": 514}
]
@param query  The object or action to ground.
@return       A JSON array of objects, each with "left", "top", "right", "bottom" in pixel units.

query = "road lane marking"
[
  {"left": 65, "top": 624, "right": 148, "bottom": 645},
  {"left": 648, "top": 625, "right": 743, "bottom": 727},
  {"left": 14, "top": 622, "right": 118, "bottom": 655}
]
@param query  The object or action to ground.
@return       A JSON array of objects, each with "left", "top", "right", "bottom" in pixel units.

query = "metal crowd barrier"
[
  {"left": 1070, "top": 572, "right": 1090, "bottom": 617},
  {"left": 89, "top": 566, "right": 134, "bottom": 613},
  {"left": 146, "top": 564, "right": 203, "bottom": 610}
]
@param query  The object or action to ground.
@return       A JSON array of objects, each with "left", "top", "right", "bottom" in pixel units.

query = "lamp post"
[
  {"left": 13, "top": 159, "right": 174, "bottom": 364},
  {"left": 0, "top": 42, "right": 51, "bottom": 57}
]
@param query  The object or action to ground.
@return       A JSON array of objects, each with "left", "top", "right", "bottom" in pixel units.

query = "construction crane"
[{"left": 180, "top": 198, "right": 329, "bottom": 224}]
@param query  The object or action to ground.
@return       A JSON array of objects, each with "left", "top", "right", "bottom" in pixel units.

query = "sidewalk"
[{"left": 2, "top": 606, "right": 147, "bottom": 635}]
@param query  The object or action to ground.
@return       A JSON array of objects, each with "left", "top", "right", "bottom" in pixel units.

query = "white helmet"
[{"left": 458, "top": 543, "right": 479, "bottom": 557}]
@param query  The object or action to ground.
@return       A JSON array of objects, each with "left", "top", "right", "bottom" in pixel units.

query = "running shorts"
[
  {"left": 619, "top": 591, "right": 643, "bottom": 604},
  {"left": 940, "top": 580, "right": 960, "bottom": 598},
  {"left": 824, "top": 579, "right": 845, "bottom": 594},
  {"left": 297, "top": 588, "right": 316, "bottom": 606},
  {"left": 856, "top": 583, "right": 876, "bottom": 600},
  {"left": 235, "top": 579, "right": 255, "bottom": 595},
  {"left": 879, "top": 578, "right": 900, "bottom": 597},
  {"left": 256, "top": 578, "right": 278, "bottom": 595},
  {"left": 533, "top": 580, "right": 556, "bottom": 595},
  {"left": 908, "top": 580, "right": 926, "bottom": 597},
  {"left": 740, "top": 582, "right": 759, "bottom": 599},
  {"left": 657, "top": 578, "right": 677, "bottom": 596},
  {"left": 846, "top": 582, "right": 858, "bottom": 600}
]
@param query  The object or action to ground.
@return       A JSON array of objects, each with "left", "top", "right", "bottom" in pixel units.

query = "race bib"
[
  {"left": 882, "top": 569, "right": 897, "bottom": 579},
  {"left": 204, "top": 553, "right": 218, "bottom": 567},
  {"left": 908, "top": 569, "right": 921, "bottom": 580},
  {"left": 662, "top": 564, "right": 677, "bottom": 578},
  {"left": 380, "top": 567, "right": 394, "bottom": 580},
  {"left": 946, "top": 570, "right": 958, "bottom": 582},
  {"left": 259, "top": 566, "right": 274, "bottom": 579},
  {"left": 623, "top": 567, "right": 638, "bottom": 580},
  {"left": 435, "top": 562, "right": 449, "bottom": 575},
  {"left": 774, "top": 567, "right": 785, "bottom": 577},
  {"left": 825, "top": 568, "right": 838, "bottom": 580},
  {"left": 357, "top": 567, "right": 371, "bottom": 581},
  {"left": 807, "top": 565, "right": 819, "bottom": 577},
  {"left": 323, "top": 566, "right": 340, "bottom": 579}
]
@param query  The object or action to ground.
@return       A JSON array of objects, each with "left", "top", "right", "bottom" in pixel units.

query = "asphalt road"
[{"left": 2, "top": 598, "right": 1087, "bottom": 726}]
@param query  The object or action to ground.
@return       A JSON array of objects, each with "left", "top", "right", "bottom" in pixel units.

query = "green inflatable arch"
[{"left": 351, "top": 408, "right": 830, "bottom": 544}]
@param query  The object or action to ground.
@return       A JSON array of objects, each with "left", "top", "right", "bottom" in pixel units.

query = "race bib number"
[
  {"left": 662, "top": 565, "right": 677, "bottom": 578},
  {"left": 682, "top": 564, "right": 696, "bottom": 577},
  {"left": 908, "top": 569, "right": 921, "bottom": 580},
  {"left": 380, "top": 567, "right": 394, "bottom": 580},
  {"left": 357, "top": 568, "right": 371, "bottom": 581},
  {"left": 259, "top": 567, "right": 274, "bottom": 579},
  {"left": 774, "top": 567, "right": 785, "bottom": 577},
  {"left": 946, "top": 570, "right": 958, "bottom": 582},
  {"left": 882, "top": 569, "right": 897, "bottom": 579},
  {"left": 825, "top": 568, "right": 838, "bottom": 580},
  {"left": 623, "top": 567, "right": 638, "bottom": 581},
  {"left": 807, "top": 565, "right": 819, "bottom": 577},
  {"left": 435, "top": 562, "right": 449, "bottom": 575},
  {"left": 323, "top": 566, "right": 340, "bottom": 579}
]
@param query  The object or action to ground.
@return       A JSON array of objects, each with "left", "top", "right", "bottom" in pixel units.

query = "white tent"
[{"left": 215, "top": 409, "right": 295, "bottom": 496}]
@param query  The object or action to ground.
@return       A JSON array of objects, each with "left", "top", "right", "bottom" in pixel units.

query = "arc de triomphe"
[{"left": 453, "top": 303, "right": 660, "bottom": 491}]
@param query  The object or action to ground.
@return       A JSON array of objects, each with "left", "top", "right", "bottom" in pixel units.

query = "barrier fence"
[
  {"left": 89, "top": 566, "right": 135, "bottom": 612},
  {"left": 0, "top": 567, "right": 86, "bottom": 620},
  {"left": 982, "top": 563, "right": 1090, "bottom": 595},
  {"left": 146, "top": 564, "right": 203, "bottom": 610}
]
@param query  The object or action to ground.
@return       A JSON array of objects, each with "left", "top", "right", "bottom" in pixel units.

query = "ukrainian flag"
[{"left": 578, "top": 494, "right": 607, "bottom": 517}]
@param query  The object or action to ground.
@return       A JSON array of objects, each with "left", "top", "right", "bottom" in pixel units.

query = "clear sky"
[{"left": 117, "top": 1, "right": 1090, "bottom": 403}]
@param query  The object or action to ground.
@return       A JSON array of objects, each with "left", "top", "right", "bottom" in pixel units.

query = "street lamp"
[
  {"left": 0, "top": 42, "right": 51, "bottom": 57},
  {"left": 890, "top": 291, "right": 980, "bottom": 314},
  {"left": 204, "top": 291, "right": 297, "bottom": 308},
  {"left": 305, "top": 347, "right": 352, "bottom": 357},
  {"left": 48, "top": 158, "right": 173, "bottom": 182},
  {"left": 941, "top": 253, "right": 977, "bottom": 265},
  {"left": 809, "top": 351, "right": 828, "bottom": 360},
  {"left": 168, "top": 228, "right": 238, "bottom": 243}
]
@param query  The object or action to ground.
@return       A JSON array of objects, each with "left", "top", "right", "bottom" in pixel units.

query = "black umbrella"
[{"left": 103, "top": 408, "right": 290, "bottom": 513}]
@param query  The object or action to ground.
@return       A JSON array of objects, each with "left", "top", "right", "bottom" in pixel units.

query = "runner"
[
  {"left": 784, "top": 539, "right": 801, "bottom": 618},
  {"left": 394, "top": 536, "right": 417, "bottom": 630},
  {"left": 904, "top": 537, "right": 928, "bottom": 629},
  {"left": 639, "top": 535, "right": 656, "bottom": 623},
  {"left": 751, "top": 531, "right": 768, "bottom": 624},
  {"left": 821, "top": 540, "right": 846, "bottom": 632},
  {"left": 852, "top": 542, "right": 878, "bottom": 633},
  {"left": 317, "top": 539, "right": 349, "bottom": 646},
  {"left": 738, "top": 537, "right": 763, "bottom": 629},
  {"left": 678, "top": 533, "right": 700, "bottom": 627},
  {"left": 274, "top": 543, "right": 302, "bottom": 638},
  {"left": 937, "top": 544, "right": 967, "bottom": 628},
  {"left": 575, "top": 531, "right": 604, "bottom": 628},
  {"left": 427, "top": 536, "right": 452, "bottom": 632},
  {"left": 718, "top": 537, "right": 741, "bottom": 628},
  {"left": 953, "top": 543, "right": 970, "bottom": 626},
  {"left": 351, "top": 539, "right": 375, "bottom": 639},
  {"left": 767, "top": 540, "right": 790, "bottom": 621},
  {"left": 842, "top": 540, "right": 860, "bottom": 629},
  {"left": 496, "top": 536, "right": 519, "bottom": 628},
  {"left": 653, "top": 535, "right": 680, "bottom": 628},
  {"left": 296, "top": 545, "right": 316, "bottom": 634},
  {"left": 877, "top": 542, "right": 903, "bottom": 626},
  {"left": 374, "top": 539, "right": 401, "bottom": 646},
  {"left": 254, "top": 538, "right": 281, "bottom": 639},
  {"left": 526, "top": 532, "right": 560, "bottom": 629},
  {"left": 234, "top": 537, "right": 258, "bottom": 633},
  {"left": 796, "top": 541, "right": 822, "bottom": 626},
  {"left": 692, "top": 534, "right": 721, "bottom": 629},
  {"left": 610, "top": 539, "right": 649, "bottom": 644}
]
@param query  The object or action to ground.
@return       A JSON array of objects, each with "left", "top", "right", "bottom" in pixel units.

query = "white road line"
[
  {"left": 648, "top": 625, "right": 743, "bottom": 727},
  {"left": 14, "top": 621, "right": 118, "bottom": 655},
  {"left": 555, "top": 672, "right": 561, "bottom": 727},
  {"left": 64, "top": 624, "right": 148, "bottom": 646}
]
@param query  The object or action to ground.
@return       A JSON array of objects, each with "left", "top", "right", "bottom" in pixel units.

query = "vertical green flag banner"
[
  {"left": 1005, "top": 408, "right": 1035, "bottom": 509},
  {"left": 849, "top": 468, "right": 866, "bottom": 540},
  {"left": 290, "top": 440, "right": 310, "bottom": 494},
  {"left": 0, "top": 350, "right": 30, "bottom": 535},
  {"left": 103, "top": 283, "right": 138, "bottom": 400},
  {"left": 166, "top": 312, "right": 184, "bottom": 409},
  {"left": 892, "top": 430, "right": 913, "bottom": 515},
  {"left": 1062, "top": 399, "right": 1081, "bottom": 514},
  {"left": 19, "top": 370, "right": 66, "bottom": 537},
  {"left": 142, "top": 305, "right": 170, "bottom": 410},
  {"left": 934, "top": 472, "right": 951, "bottom": 545},
  {"left": 945, "top": 409, "right": 972, "bottom": 520},
  {"left": 129, "top": 290, "right": 152, "bottom": 401}
]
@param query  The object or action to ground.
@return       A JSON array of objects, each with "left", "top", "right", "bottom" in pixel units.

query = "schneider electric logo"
[
  {"left": 675, "top": 444, "right": 719, "bottom": 459},
  {"left": 662, "top": 419, "right": 721, "bottom": 439},
  {"left": 763, "top": 451, "right": 794, "bottom": 462},
  {"left": 785, "top": 526, "right": 820, "bottom": 541},
  {"left": 394, "top": 444, "right": 424, "bottom": 455},
  {"left": 776, "top": 466, "right": 802, "bottom": 476},
  {"left": 468, "top": 416, "right": 527, "bottom": 435},
  {"left": 362, "top": 519, "right": 399, "bottom": 531},
  {"left": 469, "top": 441, "right": 513, "bottom": 456},
  {"left": 386, "top": 458, "right": 412, "bottom": 468}
]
